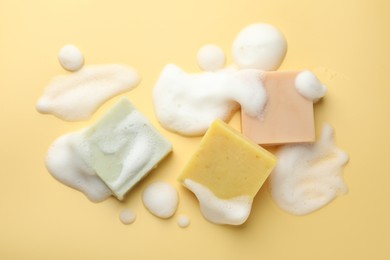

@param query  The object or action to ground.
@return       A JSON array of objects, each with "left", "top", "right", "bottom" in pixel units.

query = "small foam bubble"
[
  {"left": 119, "top": 208, "right": 136, "bottom": 225},
  {"left": 177, "top": 214, "right": 190, "bottom": 228},
  {"left": 142, "top": 182, "right": 179, "bottom": 219},
  {"left": 295, "top": 70, "right": 327, "bottom": 102},
  {"left": 58, "top": 44, "right": 84, "bottom": 72},
  {"left": 197, "top": 44, "right": 226, "bottom": 71}
]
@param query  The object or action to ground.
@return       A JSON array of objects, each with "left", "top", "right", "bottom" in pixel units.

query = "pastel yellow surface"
[
  {"left": 1, "top": 0, "right": 389, "bottom": 259},
  {"left": 179, "top": 119, "right": 276, "bottom": 199}
]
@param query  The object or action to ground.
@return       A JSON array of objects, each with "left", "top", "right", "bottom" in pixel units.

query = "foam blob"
[
  {"left": 142, "top": 182, "right": 179, "bottom": 219},
  {"left": 295, "top": 70, "right": 327, "bottom": 102},
  {"left": 153, "top": 64, "right": 267, "bottom": 136},
  {"left": 232, "top": 23, "right": 287, "bottom": 71},
  {"left": 177, "top": 214, "right": 190, "bottom": 228},
  {"left": 45, "top": 133, "right": 112, "bottom": 203},
  {"left": 184, "top": 179, "right": 252, "bottom": 225},
  {"left": 58, "top": 44, "right": 84, "bottom": 72},
  {"left": 36, "top": 64, "right": 141, "bottom": 121},
  {"left": 197, "top": 44, "right": 226, "bottom": 71},
  {"left": 269, "top": 124, "right": 349, "bottom": 215},
  {"left": 119, "top": 209, "right": 136, "bottom": 225}
]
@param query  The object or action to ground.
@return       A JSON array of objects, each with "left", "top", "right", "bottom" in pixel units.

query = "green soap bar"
[{"left": 71, "top": 97, "right": 172, "bottom": 200}]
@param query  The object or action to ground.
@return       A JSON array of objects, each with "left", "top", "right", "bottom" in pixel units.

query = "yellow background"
[{"left": 1, "top": 0, "right": 389, "bottom": 259}]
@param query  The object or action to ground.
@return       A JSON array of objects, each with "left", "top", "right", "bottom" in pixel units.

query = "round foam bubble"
[
  {"left": 295, "top": 70, "right": 327, "bottom": 102},
  {"left": 58, "top": 44, "right": 84, "bottom": 72},
  {"left": 177, "top": 214, "right": 190, "bottom": 228},
  {"left": 232, "top": 23, "right": 287, "bottom": 71},
  {"left": 197, "top": 44, "right": 226, "bottom": 71},
  {"left": 119, "top": 208, "right": 136, "bottom": 225},
  {"left": 142, "top": 182, "right": 179, "bottom": 219}
]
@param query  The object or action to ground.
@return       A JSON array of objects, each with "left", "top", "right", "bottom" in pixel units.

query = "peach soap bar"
[
  {"left": 241, "top": 71, "right": 315, "bottom": 145},
  {"left": 178, "top": 119, "right": 276, "bottom": 225},
  {"left": 71, "top": 98, "right": 172, "bottom": 200}
]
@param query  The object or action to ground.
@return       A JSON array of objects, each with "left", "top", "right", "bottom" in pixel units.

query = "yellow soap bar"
[{"left": 178, "top": 119, "right": 277, "bottom": 200}]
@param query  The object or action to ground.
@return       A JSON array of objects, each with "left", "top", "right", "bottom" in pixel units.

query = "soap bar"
[
  {"left": 241, "top": 71, "right": 315, "bottom": 145},
  {"left": 178, "top": 119, "right": 276, "bottom": 225},
  {"left": 71, "top": 98, "right": 172, "bottom": 200}
]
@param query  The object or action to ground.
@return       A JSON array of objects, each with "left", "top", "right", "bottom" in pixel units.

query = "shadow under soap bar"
[{"left": 241, "top": 71, "right": 315, "bottom": 145}]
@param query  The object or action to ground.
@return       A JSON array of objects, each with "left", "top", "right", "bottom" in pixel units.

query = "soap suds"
[
  {"left": 177, "top": 214, "right": 190, "bottom": 228},
  {"left": 153, "top": 23, "right": 292, "bottom": 136},
  {"left": 40, "top": 23, "right": 346, "bottom": 226},
  {"left": 45, "top": 133, "right": 112, "bottom": 202},
  {"left": 153, "top": 64, "right": 266, "bottom": 136},
  {"left": 58, "top": 44, "right": 84, "bottom": 72},
  {"left": 111, "top": 133, "right": 152, "bottom": 191},
  {"left": 36, "top": 64, "right": 140, "bottom": 121},
  {"left": 197, "top": 44, "right": 226, "bottom": 71},
  {"left": 119, "top": 208, "right": 136, "bottom": 225},
  {"left": 45, "top": 99, "right": 172, "bottom": 202},
  {"left": 142, "top": 182, "right": 179, "bottom": 218},
  {"left": 295, "top": 70, "right": 327, "bottom": 102},
  {"left": 232, "top": 23, "right": 287, "bottom": 71},
  {"left": 86, "top": 110, "right": 154, "bottom": 192},
  {"left": 269, "top": 124, "right": 349, "bottom": 215},
  {"left": 184, "top": 179, "right": 252, "bottom": 225},
  {"left": 70, "top": 99, "right": 172, "bottom": 200}
]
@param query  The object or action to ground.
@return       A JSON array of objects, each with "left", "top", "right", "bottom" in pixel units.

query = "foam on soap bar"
[
  {"left": 178, "top": 119, "right": 277, "bottom": 225},
  {"left": 241, "top": 71, "right": 316, "bottom": 145},
  {"left": 295, "top": 70, "right": 327, "bottom": 102},
  {"left": 71, "top": 98, "right": 172, "bottom": 200},
  {"left": 153, "top": 64, "right": 267, "bottom": 136}
]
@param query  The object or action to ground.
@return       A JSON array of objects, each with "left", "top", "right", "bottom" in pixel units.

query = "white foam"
[
  {"left": 232, "top": 23, "right": 287, "bottom": 71},
  {"left": 197, "top": 44, "right": 226, "bottom": 71},
  {"left": 45, "top": 133, "right": 112, "bottom": 202},
  {"left": 153, "top": 64, "right": 266, "bottom": 136},
  {"left": 269, "top": 124, "right": 349, "bottom": 215},
  {"left": 177, "top": 214, "right": 190, "bottom": 228},
  {"left": 70, "top": 99, "right": 172, "bottom": 200},
  {"left": 108, "top": 112, "right": 155, "bottom": 191},
  {"left": 295, "top": 70, "right": 327, "bottom": 102},
  {"left": 36, "top": 64, "right": 140, "bottom": 121},
  {"left": 119, "top": 208, "right": 136, "bottom": 225},
  {"left": 58, "top": 44, "right": 84, "bottom": 72},
  {"left": 142, "top": 182, "right": 179, "bottom": 219},
  {"left": 184, "top": 179, "right": 252, "bottom": 225}
]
